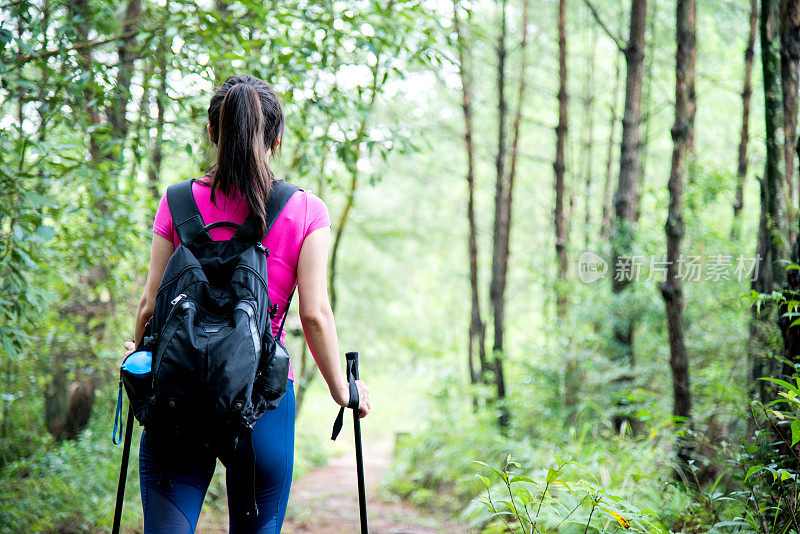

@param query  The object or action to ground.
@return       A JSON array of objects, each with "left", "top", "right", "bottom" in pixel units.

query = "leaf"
[
  {"left": 510, "top": 475, "right": 534, "bottom": 484},
  {"left": 760, "top": 377, "right": 800, "bottom": 396},
  {"left": 598, "top": 505, "right": 630, "bottom": 529},
  {"left": 2, "top": 337, "right": 17, "bottom": 359},
  {"left": 475, "top": 474, "right": 491, "bottom": 488},
  {"left": 744, "top": 465, "right": 763, "bottom": 482},
  {"left": 546, "top": 467, "right": 560, "bottom": 483},
  {"left": 793, "top": 419, "right": 800, "bottom": 447}
]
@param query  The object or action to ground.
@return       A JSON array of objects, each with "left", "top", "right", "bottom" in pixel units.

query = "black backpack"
[{"left": 130, "top": 177, "right": 300, "bottom": 520}]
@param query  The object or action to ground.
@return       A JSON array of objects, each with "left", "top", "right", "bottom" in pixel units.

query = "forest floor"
[{"left": 195, "top": 437, "right": 470, "bottom": 534}]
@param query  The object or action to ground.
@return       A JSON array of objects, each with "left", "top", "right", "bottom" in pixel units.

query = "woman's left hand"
[{"left": 123, "top": 341, "right": 136, "bottom": 359}]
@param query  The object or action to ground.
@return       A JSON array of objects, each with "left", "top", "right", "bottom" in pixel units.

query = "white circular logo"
[{"left": 577, "top": 251, "right": 608, "bottom": 283}]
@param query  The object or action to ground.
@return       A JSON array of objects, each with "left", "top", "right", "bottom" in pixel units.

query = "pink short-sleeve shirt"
[{"left": 152, "top": 178, "right": 331, "bottom": 382}]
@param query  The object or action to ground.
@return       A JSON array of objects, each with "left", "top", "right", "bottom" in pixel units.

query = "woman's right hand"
[{"left": 333, "top": 379, "right": 371, "bottom": 418}]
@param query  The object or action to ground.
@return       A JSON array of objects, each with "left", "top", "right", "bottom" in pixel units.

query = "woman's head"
[{"left": 206, "top": 74, "right": 285, "bottom": 237}]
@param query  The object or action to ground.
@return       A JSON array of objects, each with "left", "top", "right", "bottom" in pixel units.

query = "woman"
[{"left": 123, "top": 74, "right": 371, "bottom": 533}]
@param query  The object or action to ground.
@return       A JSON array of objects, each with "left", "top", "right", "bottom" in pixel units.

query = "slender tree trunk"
[
  {"left": 610, "top": 0, "right": 647, "bottom": 434},
  {"left": 129, "top": 56, "right": 154, "bottom": 185},
  {"left": 782, "top": 0, "right": 800, "bottom": 243},
  {"left": 73, "top": 0, "right": 101, "bottom": 160},
  {"left": 108, "top": 0, "right": 141, "bottom": 142},
  {"left": 329, "top": 167, "right": 358, "bottom": 312},
  {"left": 661, "top": 0, "right": 696, "bottom": 468},
  {"left": 601, "top": 27, "right": 624, "bottom": 240},
  {"left": 733, "top": 0, "right": 759, "bottom": 238},
  {"left": 454, "top": 0, "right": 489, "bottom": 388},
  {"left": 149, "top": 1, "right": 170, "bottom": 199},
  {"left": 582, "top": 25, "right": 596, "bottom": 250},
  {"left": 490, "top": 0, "right": 511, "bottom": 429},
  {"left": 329, "top": 51, "right": 382, "bottom": 311},
  {"left": 636, "top": 0, "right": 657, "bottom": 216},
  {"left": 554, "top": 0, "right": 569, "bottom": 320}
]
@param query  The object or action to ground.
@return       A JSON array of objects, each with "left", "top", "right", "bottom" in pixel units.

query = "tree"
[
  {"left": 488, "top": 0, "right": 531, "bottom": 430},
  {"left": 489, "top": 0, "right": 510, "bottom": 430},
  {"left": 453, "top": 0, "right": 489, "bottom": 391},
  {"left": 148, "top": 0, "right": 171, "bottom": 199},
  {"left": 782, "top": 0, "right": 800, "bottom": 242},
  {"left": 661, "top": 0, "right": 696, "bottom": 467},
  {"left": 733, "top": 0, "right": 759, "bottom": 237},
  {"left": 750, "top": 0, "right": 788, "bottom": 406},
  {"left": 581, "top": 24, "right": 596, "bottom": 251},
  {"left": 554, "top": 0, "right": 569, "bottom": 320},
  {"left": 600, "top": 9, "right": 624, "bottom": 240},
  {"left": 779, "top": 0, "right": 800, "bottom": 377}
]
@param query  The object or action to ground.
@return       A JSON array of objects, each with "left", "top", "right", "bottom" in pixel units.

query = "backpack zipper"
[
  {"left": 151, "top": 294, "right": 194, "bottom": 390},
  {"left": 155, "top": 264, "right": 201, "bottom": 302},
  {"left": 235, "top": 264, "right": 269, "bottom": 293}
]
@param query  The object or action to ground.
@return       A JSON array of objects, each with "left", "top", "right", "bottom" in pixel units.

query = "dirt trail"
[
  {"left": 195, "top": 438, "right": 470, "bottom": 534},
  {"left": 283, "top": 438, "right": 468, "bottom": 534}
]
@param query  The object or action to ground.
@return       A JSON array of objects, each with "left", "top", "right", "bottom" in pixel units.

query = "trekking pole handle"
[
  {"left": 331, "top": 351, "right": 360, "bottom": 441},
  {"left": 346, "top": 351, "right": 359, "bottom": 381}
]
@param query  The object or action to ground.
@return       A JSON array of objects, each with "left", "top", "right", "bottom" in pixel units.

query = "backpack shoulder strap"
[
  {"left": 166, "top": 178, "right": 210, "bottom": 246},
  {"left": 233, "top": 180, "right": 302, "bottom": 242}
]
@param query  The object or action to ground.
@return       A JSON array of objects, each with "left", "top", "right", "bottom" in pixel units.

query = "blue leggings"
[{"left": 139, "top": 381, "right": 295, "bottom": 533}]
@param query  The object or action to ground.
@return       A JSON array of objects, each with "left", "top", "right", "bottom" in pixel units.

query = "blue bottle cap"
[{"left": 121, "top": 350, "right": 152, "bottom": 375}]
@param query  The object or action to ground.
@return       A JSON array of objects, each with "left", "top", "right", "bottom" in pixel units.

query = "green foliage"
[{"left": 473, "top": 454, "right": 658, "bottom": 534}]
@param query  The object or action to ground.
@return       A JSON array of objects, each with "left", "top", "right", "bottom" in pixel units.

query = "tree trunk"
[
  {"left": 453, "top": 0, "right": 489, "bottom": 387},
  {"left": 329, "top": 166, "right": 358, "bottom": 312},
  {"left": 554, "top": 0, "right": 569, "bottom": 320},
  {"left": 749, "top": 0, "right": 789, "bottom": 409},
  {"left": 780, "top": 0, "right": 800, "bottom": 378},
  {"left": 763, "top": 0, "right": 789, "bottom": 290},
  {"left": 749, "top": 177, "right": 775, "bottom": 406},
  {"left": 661, "top": 0, "right": 696, "bottom": 468},
  {"left": 636, "top": 0, "right": 658, "bottom": 217},
  {"left": 782, "top": 0, "right": 800, "bottom": 243},
  {"left": 610, "top": 0, "right": 646, "bottom": 434},
  {"left": 294, "top": 342, "right": 316, "bottom": 417},
  {"left": 489, "top": 0, "right": 511, "bottom": 430},
  {"left": 601, "top": 24, "right": 624, "bottom": 240},
  {"left": 129, "top": 56, "right": 154, "bottom": 184},
  {"left": 149, "top": 1, "right": 170, "bottom": 199},
  {"left": 582, "top": 25, "right": 596, "bottom": 250},
  {"left": 108, "top": 0, "right": 141, "bottom": 142},
  {"left": 733, "top": 0, "right": 759, "bottom": 237}
]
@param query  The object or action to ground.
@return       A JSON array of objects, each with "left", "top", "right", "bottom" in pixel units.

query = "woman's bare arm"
[
  {"left": 125, "top": 233, "right": 175, "bottom": 354},
  {"left": 297, "top": 226, "right": 370, "bottom": 417}
]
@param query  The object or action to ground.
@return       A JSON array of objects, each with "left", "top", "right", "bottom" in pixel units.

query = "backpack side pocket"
[{"left": 253, "top": 335, "right": 290, "bottom": 411}]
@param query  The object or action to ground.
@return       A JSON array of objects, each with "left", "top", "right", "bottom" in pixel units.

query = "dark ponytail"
[{"left": 206, "top": 75, "right": 285, "bottom": 237}]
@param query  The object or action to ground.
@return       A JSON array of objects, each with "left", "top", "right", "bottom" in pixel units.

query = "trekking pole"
[
  {"left": 113, "top": 330, "right": 148, "bottom": 534},
  {"left": 112, "top": 406, "right": 134, "bottom": 534},
  {"left": 330, "top": 351, "right": 369, "bottom": 534},
  {"left": 348, "top": 351, "right": 369, "bottom": 534}
]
